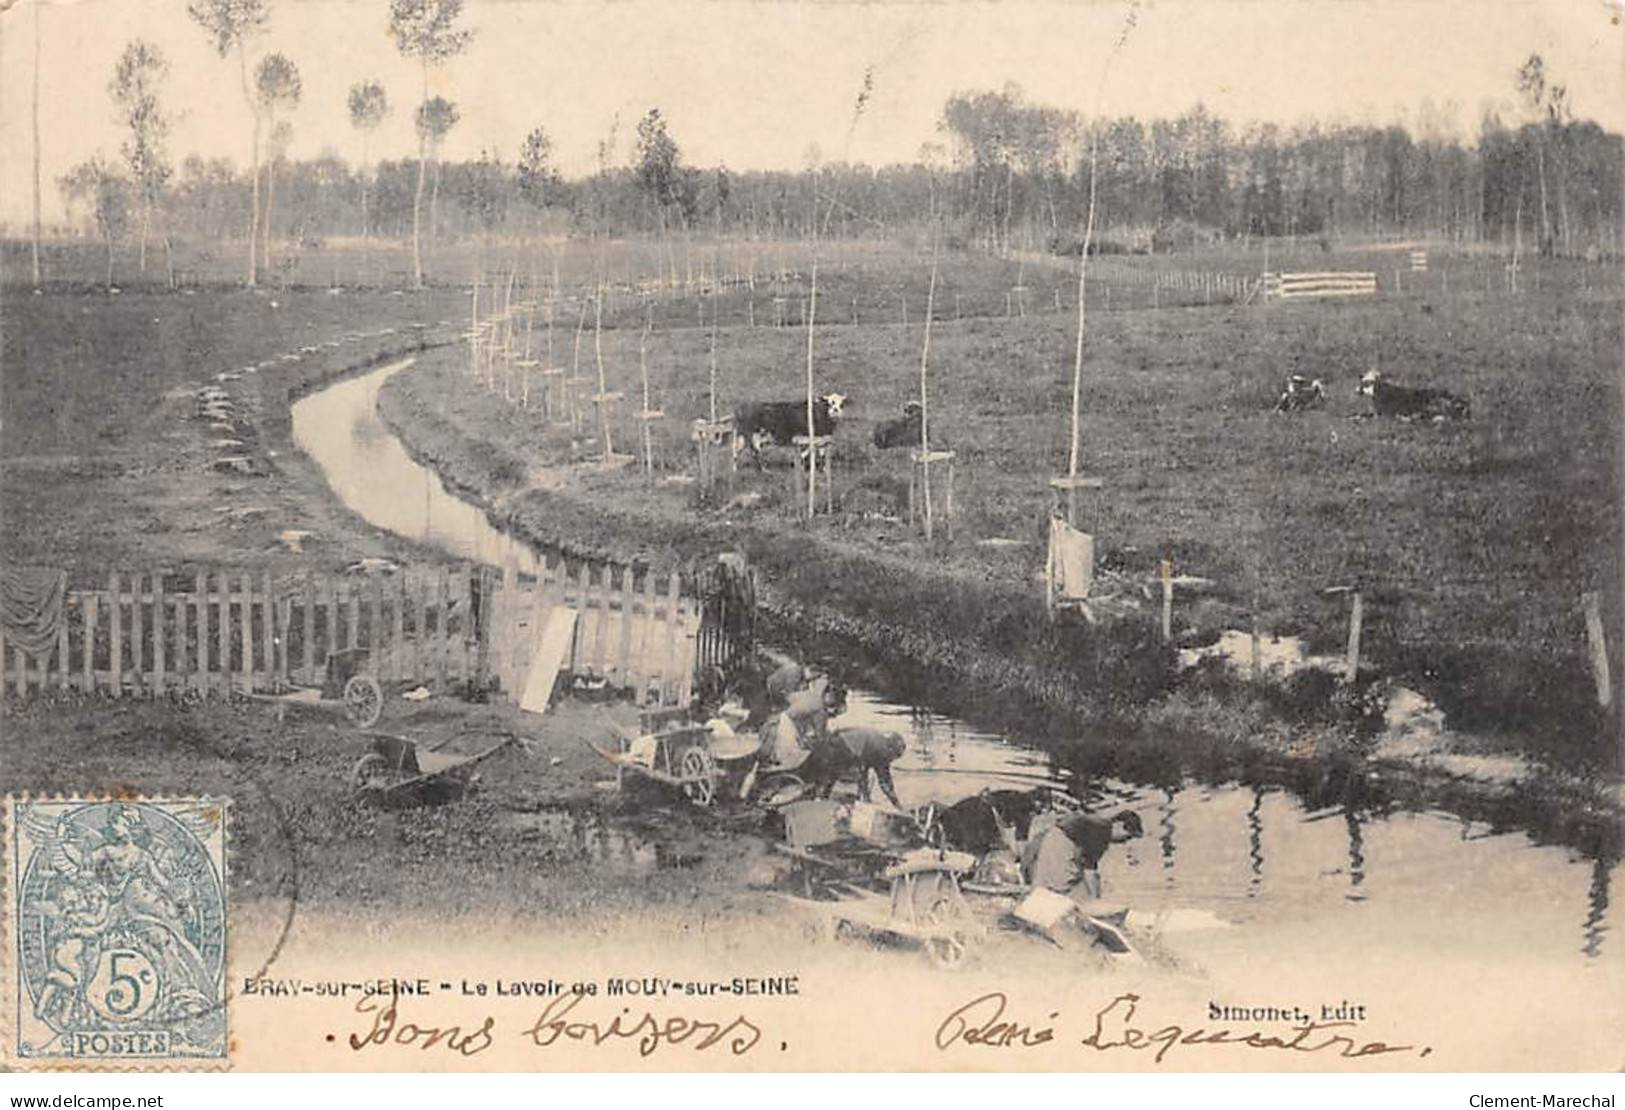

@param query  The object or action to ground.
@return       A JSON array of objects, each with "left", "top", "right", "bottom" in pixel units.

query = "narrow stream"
[{"left": 293, "top": 357, "right": 1618, "bottom": 985}]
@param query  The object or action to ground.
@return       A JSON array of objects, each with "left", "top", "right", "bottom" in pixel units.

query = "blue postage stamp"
[{"left": 9, "top": 798, "right": 228, "bottom": 1063}]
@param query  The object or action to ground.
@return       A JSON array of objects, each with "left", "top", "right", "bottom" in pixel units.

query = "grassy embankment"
[{"left": 1, "top": 285, "right": 469, "bottom": 578}]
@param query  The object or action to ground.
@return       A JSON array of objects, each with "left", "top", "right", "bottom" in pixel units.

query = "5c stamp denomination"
[{"left": 8, "top": 798, "right": 228, "bottom": 1064}]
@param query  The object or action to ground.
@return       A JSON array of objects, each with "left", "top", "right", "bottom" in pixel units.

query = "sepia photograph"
[{"left": 1, "top": 0, "right": 1621, "bottom": 1079}]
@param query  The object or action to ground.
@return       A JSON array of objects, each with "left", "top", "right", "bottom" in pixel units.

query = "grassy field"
[
  {"left": 377, "top": 243, "right": 1623, "bottom": 766},
  {"left": 1, "top": 284, "right": 468, "bottom": 578},
  {"left": 4, "top": 233, "right": 1621, "bottom": 771}
]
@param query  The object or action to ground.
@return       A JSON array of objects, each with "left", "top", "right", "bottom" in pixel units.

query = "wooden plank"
[
  {"left": 109, "top": 570, "right": 123, "bottom": 697},
  {"left": 675, "top": 599, "right": 698, "bottom": 707},
  {"left": 195, "top": 570, "right": 208, "bottom": 695},
  {"left": 152, "top": 571, "right": 166, "bottom": 695},
  {"left": 578, "top": 562, "right": 594, "bottom": 669},
  {"left": 501, "top": 541, "right": 519, "bottom": 691},
  {"left": 660, "top": 571, "right": 682, "bottom": 705},
  {"left": 434, "top": 566, "right": 449, "bottom": 693},
  {"left": 326, "top": 574, "right": 340, "bottom": 661},
  {"left": 392, "top": 572, "right": 406, "bottom": 685},
  {"left": 473, "top": 565, "right": 492, "bottom": 693},
  {"left": 216, "top": 571, "right": 229, "bottom": 698},
  {"left": 633, "top": 566, "right": 658, "bottom": 705},
  {"left": 127, "top": 570, "right": 143, "bottom": 695},
  {"left": 348, "top": 577, "right": 361, "bottom": 656},
  {"left": 513, "top": 558, "right": 560, "bottom": 700},
  {"left": 240, "top": 572, "right": 253, "bottom": 695},
  {"left": 81, "top": 592, "right": 96, "bottom": 693},
  {"left": 281, "top": 594, "right": 294, "bottom": 684},
  {"left": 1344, "top": 592, "right": 1364, "bottom": 684},
  {"left": 172, "top": 591, "right": 187, "bottom": 691},
  {"left": 368, "top": 571, "right": 383, "bottom": 665},
  {"left": 592, "top": 563, "right": 614, "bottom": 677},
  {"left": 614, "top": 565, "right": 636, "bottom": 689},
  {"left": 261, "top": 569, "right": 275, "bottom": 692},
  {"left": 455, "top": 564, "right": 472, "bottom": 682},
  {"left": 519, "top": 607, "right": 577, "bottom": 715},
  {"left": 56, "top": 572, "right": 70, "bottom": 691},
  {"left": 1583, "top": 591, "right": 1612, "bottom": 709},
  {"left": 413, "top": 571, "right": 428, "bottom": 687},
  {"left": 303, "top": 574, "right": 317, "bottom": 686}
]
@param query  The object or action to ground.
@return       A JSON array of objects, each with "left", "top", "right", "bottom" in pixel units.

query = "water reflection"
[
  {"left": 1344, "top": 808, "right": 1367, "bottom": 899},
  {"left": 292, "top": 351, "right": 1621, "bottom": 967},
  {"left": 500, "top": 805, "right": 660, "bottom": 871},
  {"left": 832, "top": 686, "right": 1620, "bottom": 960},
  {"left": 1584, "top": 855, "right": 1610, "bottom": 959},
  {"left": 1159, "top": 787, "right": 1177, "bottom": 888},
  {"left": 290, "top": 359, "right": 545, "bottom": 575},
  {"left": 1246, "top": 787, "right": 1264, "bottom": 899}
]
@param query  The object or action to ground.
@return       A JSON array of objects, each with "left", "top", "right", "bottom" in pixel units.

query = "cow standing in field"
[
  {"left": 1273, "top": 375, "right": 1327, "bottom": 413},
  {"left": 872, "top": 400, "right": 925, "bottom": 448},
  {"left": 732, "top": 393, "right": 848, "bottom": 467},
  {"left": 1357, "top": 370, "right": 1469, "bottom": 422}
]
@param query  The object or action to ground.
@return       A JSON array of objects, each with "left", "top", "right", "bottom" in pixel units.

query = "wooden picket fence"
[{"left": 0, "top": 559, "right": 701, "bottom": 708}]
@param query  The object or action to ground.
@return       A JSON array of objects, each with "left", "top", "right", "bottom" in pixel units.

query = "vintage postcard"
[{"left": 1, "top": 0, "right": 1621, "bottom": 1076}]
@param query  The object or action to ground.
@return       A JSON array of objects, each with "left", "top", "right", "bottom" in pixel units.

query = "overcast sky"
[{"left": 1, "top": 0, "right": 1620, "bottom": 224}]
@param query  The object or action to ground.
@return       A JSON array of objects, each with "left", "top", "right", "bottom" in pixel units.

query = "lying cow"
[
  {"left": 1357, "top": 370, "right": 1469, "bottom": 421},
  {"left": 1273, "top": 375, "right": 1327, "bottom": 413},
  {"left": 872, "top": 400, "right": 924, "bottom": 449},
  {"left": 732, "top": 393, "right": 847, "bottom": 467}
]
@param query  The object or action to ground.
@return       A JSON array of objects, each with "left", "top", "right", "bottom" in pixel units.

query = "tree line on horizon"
[{"left": 30, "top": 0, "right": 1623, "bottom": 289}]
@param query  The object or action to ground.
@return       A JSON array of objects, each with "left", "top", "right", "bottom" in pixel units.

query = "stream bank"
[{"left": 367, "top": 353, "right": 1621, "bottom": 858}]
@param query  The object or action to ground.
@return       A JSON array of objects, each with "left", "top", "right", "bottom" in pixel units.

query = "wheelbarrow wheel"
[
  {"left": 679, "top": 746, "right": 717, "bottom": 807},
  {"left": 922, "top": 895, "right": 974, "bottom": 969},
  {"left": 907, "top": 872, "right": 975, "bottom": 970},
  {"left": 343, "top": 675, "right": 384, "bottom": 727},
  {"left": 924, "top": 926, "right": 970, "bottom": 970},
  {"left": 349, "top": 752, "right": 389, "bottom": 794}
]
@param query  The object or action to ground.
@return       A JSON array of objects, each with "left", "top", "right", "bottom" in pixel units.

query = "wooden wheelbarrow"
[{"left": 349, "top": 730, "right": 517, "bottom": 808}]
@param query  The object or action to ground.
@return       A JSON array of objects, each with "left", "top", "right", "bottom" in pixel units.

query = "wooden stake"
[
  {"left": 640, "top": 306, "right": 654, "bottom": 475},
  {"left": 593, "top": 289, "right": 615, "bottom": 460},
  {"left": 805, "top": 254, "right": 819, "bottom": 519},
  {"left": 919, "top": 252, "right": 939, "bottom": 541},
  {"left": 1583, "top": 591, "right": 1612, "bottom": 709},
  {"left": 1160, "top": 558, "right": 1174, "bottom": 642},
  {"left": 469, "top": 280, "right": 480, "bottom": 379},
  {"left": 1345, "top": 591, "right": 1364, "bottom": 684}
]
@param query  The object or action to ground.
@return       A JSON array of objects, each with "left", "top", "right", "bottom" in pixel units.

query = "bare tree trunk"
[
  {"left": 104, "top": 230, "right": 114, "bottom": 291},
  {"left": 359, "top": 134, "right": 370, "bottom": 241},
  {"left": 262, "top": 157, "right": 276, "bottom": 277},
  {"left": 1535, "top": 139, "right": 1551, "bottom": 257},
  {"left": 238, "top": 44, "right": 260, "bottom": 288},
  {"left": 430, "top": 157, "right": 441, "bottom": 242},
  {"left": 31, "top": 0, "right": 43, "bottom": 287},
  {"left": 410, "top": 64, "right": 427, "bottom": 289}
]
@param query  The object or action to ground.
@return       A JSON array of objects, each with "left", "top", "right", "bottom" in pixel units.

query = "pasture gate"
[{"left": 1262, "top": 271, "right": 1379, "bottom": 300}]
